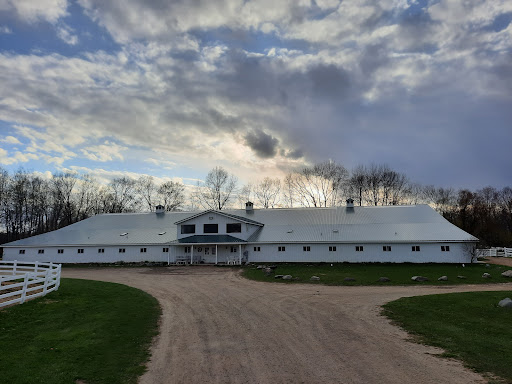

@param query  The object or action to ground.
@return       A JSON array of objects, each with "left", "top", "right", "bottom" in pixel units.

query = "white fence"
[
  {"left": 477, "top": 247, "right": 512, "bottom": 258},
  {"left": 0, "top": 260, "right": 61, "bottom": 309}
]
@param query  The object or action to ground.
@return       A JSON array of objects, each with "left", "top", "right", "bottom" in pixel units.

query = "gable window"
[
  {"left": 19, "top": 249, "right": 25, "bottom": 254},
  {"left": 119, "top": 248, "right": 126, "bottom": 253},
  {"left": 58, "top": 249, "right": 64, "bottom": 254},
  {"left": 230, "top": 246, "right": 238, "bottom": 253},
  {"left": 278, "top": 246, "right": 286, "bottom": 252},
  {"left": 355, "top": 246, "right": 363, "bottom": 252},
  {"left": 38, "top": 249, "right": 44, "bottom": 254},
  {"left": 204, "top": 223, "right": 218, "bottom": 233},
  {"left": 253, "top": 246, "right": 261, "bottom": 252},
  {"left": 77, "top": 249, "right": 84, "bottom": 254},
  {"left": 98, "top": 248, "right": 105, "bottom": 253},
  {"left": 303, "top": 246, "right": 311, "bottom": 252},
  {"left": 383, "top": 246, "right": 392, "bottom": 252},
  {"left": 329, "top": 246, "right": 337, "bottom": 252},
  {"left": 163, "top": 247, "right": 169, "bottom": 252},
  {"left": 181, "top": 224, "right": 195, "bottom": 234},
  {"left": 412, "top": 246, "right": 420, "bottom": 252},
  {"left": 140, "top": 248, "right": 147, "bottom": 253},
  {"left": 441, "top": 245, "right": 450, "bottom": 252},
  {"left": 227, "top": 223, "right": 242, "bottom": 233}
]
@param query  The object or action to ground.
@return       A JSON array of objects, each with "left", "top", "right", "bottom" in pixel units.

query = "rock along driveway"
[{"left": 63, "top": 267, "right": 512, "bottom": 384}]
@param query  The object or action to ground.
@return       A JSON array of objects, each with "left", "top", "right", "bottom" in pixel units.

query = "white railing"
[
  {"left": 477, "top": 247, "right": 512, "bottom": 258},
  {"left": 0, "top": 260, "right": 61, "bottom": 309}
]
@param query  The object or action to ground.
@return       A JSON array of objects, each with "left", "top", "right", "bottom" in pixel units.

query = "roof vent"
[
  {"left": 120, "top": 232, "right": 128, "bottom": 236},
  {"left": 158, "top": 231, "right": 166, "bottom": 235},
  {"left": 245, "top": 201, "right": 254, "bottom": 213},
  {"left": 287, "top": 229, "right": 293, "bottom": 233},
  {"left": 333, "top": 229, "right": 339, "bottom": 233},
  {"left": 155, "top": 204, "right": 165, "bottom": 214},
  {"left": 346, "top": 198, "right": 354, "bottom": 209}
]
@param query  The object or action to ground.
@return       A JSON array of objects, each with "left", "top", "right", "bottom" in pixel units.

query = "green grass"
[
  {"left": 0, "top": 278, "right": 161, "bottom": 384},
  {"left": 382, "top": 291, "right": 512, "bottom": 383},
  {"left": 243, "top": 262, "right": 512, "bottom": 285}
]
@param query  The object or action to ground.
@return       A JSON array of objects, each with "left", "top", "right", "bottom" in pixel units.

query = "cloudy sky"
[{"left": 0, "top": 0, "right": 511, "bottom": 189}]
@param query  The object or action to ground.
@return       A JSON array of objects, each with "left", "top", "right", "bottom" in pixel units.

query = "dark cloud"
[{"left": 244, "top": 129, "right": 279, "bottom": 159}]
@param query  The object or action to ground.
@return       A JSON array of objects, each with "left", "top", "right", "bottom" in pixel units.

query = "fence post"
[
  {"left": 56, "top": 264, "right": 61, "bottom": 290},
  {"left": 35, "top": 261, "right": 39, "bottom": 275},
  {"left": 13, "top": 260, "right": 17, "bottom": 276},
  {"left": 43, "top": 269, "right": 50, "bottom": 296},
  {"left": 20, "top": 273, "right": 29, "bottom": 304}
]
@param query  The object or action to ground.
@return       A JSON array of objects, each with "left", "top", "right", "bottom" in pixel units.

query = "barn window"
[
  {"left": 38, "top": 249, "right": 44, "bottom": 254},
  {"left": 163, "top": 247, "right": 169, "bottom": 252},
  {"left": 204, "top": 224, "right": 218, "bottom": 233},
  {"left": 355, "top": 246, "right": 363, "bottom": 252},
  {"left": 253, "top": 246, "right": 260, "bottom": 252},
  {"left": 441, "top": 246, "right": 450, "bottom": 252},
  {"left": 227, "top": 223, "right": 241, "bottom": 233},
  {"left": 383, "top": 246, "right": 392, "bottom": 252},
  {"left": 98, "top": 248, "right": 105, "bottom": 253},
  {"left": 303, "top": 246, "right": 311, "bottom": 252},
  {"left": 140, "top": 248, "right": 147, "bottom": 253},
  {"left": 181, "top": 225, "right": 196, "bottom": 234},
  {"left": 230, "top": 246, "right": 238, "bottom": 253},
  {"left": 184, "top": 246, "right": 191, "bottom": 253},
  {"left": 58, "top": 249, "right": 64, "bottom": 254},
  {"left": 412, "top": 246, "right": 420, "bottom": 252},
  {"left": 77, "top": 249, "right": 84, "bottom": 254},
  {"left": 329, "top": 246, "right": 337, "bottom": 252},
  {"left": 19, "top": 249, "right": 25, "bottom": 254},
  {"left": 119, "top": 248, "right": 126, "bottom": 253},
  {"left": 278, "top": 246, "right": 286, "bottom": 252}
]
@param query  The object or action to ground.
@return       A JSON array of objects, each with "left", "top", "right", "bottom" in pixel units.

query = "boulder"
[
  {"left": 411, "top": 276, "right": 429, "bottom": 282},
  {"left": 274, "top": 275, "right": 284, "bottom": 279},
  {"left": 501, "top": 270, "right": 512, "bottom": 278},
  {"left": 282, "top": 275, "right": 293, "bottom": 280},
  {"left": 485, "top": 264, "right": 491, "bottom": 268},
  {"left": 378, "top": 277, "right": 390, "bottom": 282},
  {"left": 344, "top": 277, "right": 356, "bottom": 282},
  {"left": 310, "top": 276, "right": 321, "bottom": 281},
  {"left": 264, "top": 267, "right": 274, "bottom": 276},
  {"left": 457, "top": 275, "right": 467, "bottom": 279},
  {"left": 256, "top": 265, "right": 265, "bottom": 269},
  {"left": 482, "top": 273, "right": 491, "bottom": 278},
  {"left": 438, "top": 276, "right": 448, "bottom": 281},
  {"left": 498, "top": 298, "right": 512, "bottom": 308}
]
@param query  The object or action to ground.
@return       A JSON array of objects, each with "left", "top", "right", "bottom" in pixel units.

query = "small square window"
[
  {"left": 58, "top": 249, "right": 64, "bottom": 254},
  {"left": 140, "top": 248, "right": 147, "bottom": 253},
  {"left": 329, "top": 246, "right": 337, "bottom": 252},
  {"left": 441, "top": 245, "right": 450, "bottom": 252},
  {"left": 230, "top": 246, "right": 237, "bottom": 253},
  {"left": 303, "top": 246, "right": 311, "bottom": 252},
  {"left": 383, "top": 246, "right": 391, "bottom": 252},
  {"left": 163, "top": 247, "right": 169, "bottom": 252},
  {"left": 38, "top": 249, "right": 44, "bottom": 254},
  {"left": 119, "top": 248, "right": 125, "bottom": 253},
  {"left": 253, "top": 246, "right": 261, "bottom": 252},
  {"left": 19, "top": 249, "right": 25, "bottom": 254},
  {"left": 355, "top": 246, "right": 363, "bottom": 252},
  {"left": 77, "top": 249, "right": 84, "bottom": 254},
  {"left": 412, "top": 246, "right": 420, "bottom": 252},
  {"left": 98, "top": 248, "right": 105, "bottom": 253},
  {"left": 278, "top": 246, "right": 286, "bottom": 252}
]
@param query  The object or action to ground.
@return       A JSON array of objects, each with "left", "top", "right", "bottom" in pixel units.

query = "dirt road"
[{"left": 62, "top": 267, "right": 512, "bottom": 384}]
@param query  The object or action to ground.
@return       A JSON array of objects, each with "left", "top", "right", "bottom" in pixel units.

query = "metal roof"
[
  {"left": 3, "top": 205, "right": 477, "bottom": 247},
  {"left": 174, "top": 210, "right": 264, "bottom": 226}
]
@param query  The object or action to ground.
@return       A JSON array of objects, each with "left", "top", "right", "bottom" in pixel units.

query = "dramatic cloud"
[{"left": 244, "top": 129, "right": 279, "bottom": 159}]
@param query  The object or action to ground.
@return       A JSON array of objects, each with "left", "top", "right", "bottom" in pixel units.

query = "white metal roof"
[{"left": 3, "top": 205, "right": 477, "bottom": 247}]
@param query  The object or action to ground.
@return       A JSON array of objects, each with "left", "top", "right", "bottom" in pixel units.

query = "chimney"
[
  {"left": 245, "top": 201, "right": 254, "bottom": 213},
  {"left": 346, "top": 198, "right": 354, "bottom": 211},
  {"left": 155, "top": 204, "right": 165, "bottom": 214}
]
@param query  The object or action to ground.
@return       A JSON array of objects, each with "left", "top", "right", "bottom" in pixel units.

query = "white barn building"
[{"left": 2, "top": 201, "right": 478, "bottom": 264}]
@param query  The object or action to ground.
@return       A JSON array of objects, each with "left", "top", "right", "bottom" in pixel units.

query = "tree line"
[{"left": 0, "top": 162, "right": 510, "bottom": 247}]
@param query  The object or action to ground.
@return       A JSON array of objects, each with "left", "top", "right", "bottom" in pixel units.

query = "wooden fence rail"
[
  {"left": 476, "top": 247, "right": 512, "bottom": 258},
  {"left": 0, "top": 260, "right": 61, "bottom": 309}
]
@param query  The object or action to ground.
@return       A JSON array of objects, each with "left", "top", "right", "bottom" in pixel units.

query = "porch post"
[
  {"left": 215, "top": 244, "right": 218, "bottom": 265},
  {"left": 239, "top": 244, "right": 242, "bottom": 265},
  {"left": 191, "top": 245, "right": 194, "bottom": 264},
  {"left": 167, "top": 245, "right": 170, "bottom": 265}
]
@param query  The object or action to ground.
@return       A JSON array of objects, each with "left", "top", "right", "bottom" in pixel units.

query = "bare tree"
[
  {"left": 254, "top": 177, "right": 281, "bottom": 208},
  {"left": 157, "top": 181, "right": 185, "bottom": 211},
  {"left": 347, "top": 165, "right": 367, "bottom": 206},
  {"left": 197, "top": 166, "right": 238, "bottom": 210},
  {"left": 237, "top": 183, "right": 253, "bottom": 209},
  {"left": 107, "top": 177, "right": 138, "bottom": 213},
  {"left": 136, "top": 175, "right": 157, "bottom": 212}
]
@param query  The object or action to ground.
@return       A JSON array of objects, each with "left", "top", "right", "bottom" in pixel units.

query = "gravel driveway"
[{"left": 63, "top": 267, "right": 512, "bottom": 384}]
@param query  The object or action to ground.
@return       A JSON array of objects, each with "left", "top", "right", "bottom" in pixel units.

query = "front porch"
[{"left": 174, "top": 243, "right": 247, "bottom": 265}]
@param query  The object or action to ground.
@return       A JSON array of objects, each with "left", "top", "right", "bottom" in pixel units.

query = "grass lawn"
[
  {"left": 0, "top": 278, "right": 160, "bottom": 384},
  {"left": 382, "top": 291, "right": 512, "bottom": 383},
  {"left": 243, "top": 262, "right": 512, "bottom": 285}
]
